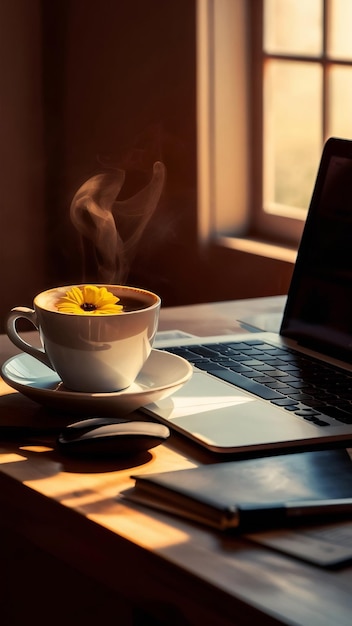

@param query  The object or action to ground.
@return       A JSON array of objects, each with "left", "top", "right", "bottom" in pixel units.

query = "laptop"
[{"left": 142, "top": 137, "right": 352, "bottom": 455}]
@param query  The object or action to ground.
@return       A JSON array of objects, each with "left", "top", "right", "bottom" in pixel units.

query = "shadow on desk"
[
  {"left": 0, "top": 526, "right": 137, "bottom": 626},
  {"left": 0, "top": 524, "right": 194, "bottom": 626}
]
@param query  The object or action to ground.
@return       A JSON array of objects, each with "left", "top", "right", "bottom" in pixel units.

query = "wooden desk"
[{"left": 0, "top": 296, "right": 351, "bottom": 626}]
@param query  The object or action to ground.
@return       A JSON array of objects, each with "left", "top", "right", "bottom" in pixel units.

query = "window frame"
[
  {"left": 197, "top": 0, "right": 251, "bottom": 243},
  {"left": 197, "top": 0, "right": 304, "bottom": 252},
  {"left": 197, "top": 0, "right": 352, "bottom": 255},
  {"left": 249, "top": 0, "right": 306, "bottom": 246}
]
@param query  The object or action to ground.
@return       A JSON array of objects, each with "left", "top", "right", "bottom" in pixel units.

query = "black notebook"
[{"left": 128, "top": 449, "right": 352, "bottom": 532}]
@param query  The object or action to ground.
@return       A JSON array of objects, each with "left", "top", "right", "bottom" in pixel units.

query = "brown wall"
[
  {"left": 0, "top": 0, "right": 293, "bottom": 332},
  {"left": 0, "top": 0, "right": 46, "bottom": 328}
]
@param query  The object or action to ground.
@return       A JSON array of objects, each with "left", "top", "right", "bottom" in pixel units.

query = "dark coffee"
[{"left": 117, "top": 295, "right": 150, "bottom": 312}]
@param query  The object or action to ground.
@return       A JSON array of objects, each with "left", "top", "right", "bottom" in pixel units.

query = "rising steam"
[{"left": 70, "top": 161, "right": 166, "bottom": 283}]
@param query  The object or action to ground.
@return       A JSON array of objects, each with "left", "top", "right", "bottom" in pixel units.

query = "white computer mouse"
[{"left": 57, "top": 417, "right": 170, "bottom": 457}]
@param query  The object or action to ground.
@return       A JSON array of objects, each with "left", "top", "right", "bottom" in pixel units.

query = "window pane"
[
  {"left": 328, "top": 0, "right": 352, "bottom": 59},
  {"left": 328, "top": 67, "right": 352, "bottom": 137},
  {"left": 264, "top": 0, "right": 322, "bottom": 55},
  {"left": 264, "top": 61, "right": 322, "bottom": 210}
]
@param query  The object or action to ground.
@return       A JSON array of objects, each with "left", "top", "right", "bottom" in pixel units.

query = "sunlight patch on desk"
[
  {"left": 0, "top": 452, "right": 27, "bottom": 464},
  {"left": 57, "top": 482, "right": 194, "bottom": 550},
  {"left": 20, "top": 445, "right": 54, "bottom": 453},
  {"left": 97, "top": 496, "right": 192, "bottom": 550},
  {"left": 61, "top": 489, "right": 108, "bottom": 510}
]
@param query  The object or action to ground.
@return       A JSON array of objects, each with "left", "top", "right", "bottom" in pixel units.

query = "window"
[{"left": 197, "top": 0, "right": 352, "bottom": 254}]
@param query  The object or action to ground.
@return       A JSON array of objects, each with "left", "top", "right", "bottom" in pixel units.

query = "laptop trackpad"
[{"left": 144, "top": 371, "right": 317, "bottom": 450}]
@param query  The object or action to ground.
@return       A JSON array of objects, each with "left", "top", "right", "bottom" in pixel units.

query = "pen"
[
  {"left": 237, "top": 499, "right": 352, "bottom": 530},
  {"left": 285, "top": 498, "right": 352, "bottom": 518}
]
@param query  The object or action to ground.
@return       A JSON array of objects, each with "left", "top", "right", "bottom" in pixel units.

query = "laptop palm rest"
[{"left": 143, "top": 372, "right": 320, "bottom": 453}]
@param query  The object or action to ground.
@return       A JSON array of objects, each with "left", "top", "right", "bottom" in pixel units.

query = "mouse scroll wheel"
[{"left": 80, "top": 424, "right": 134, "bottom": 439}]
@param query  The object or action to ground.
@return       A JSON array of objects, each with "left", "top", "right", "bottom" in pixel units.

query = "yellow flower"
[{"left": 57, "top": 285, "right": 123, "bottom": 315}]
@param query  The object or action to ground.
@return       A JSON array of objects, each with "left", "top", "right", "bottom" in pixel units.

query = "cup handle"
[{"left": 6, "top": 307, "right": 53, "bottom": 369}]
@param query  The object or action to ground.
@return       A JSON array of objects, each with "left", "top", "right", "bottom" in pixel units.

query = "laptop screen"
[{"left": 280, "top": 137, "right": 352, "bottom": 362}]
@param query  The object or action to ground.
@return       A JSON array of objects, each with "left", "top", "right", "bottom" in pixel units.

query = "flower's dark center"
[{"left": 81, "top": 303, "right": 97, "bottom": 311}]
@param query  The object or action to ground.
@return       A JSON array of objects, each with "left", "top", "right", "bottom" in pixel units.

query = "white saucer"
[{"left": 1, "top": 350, "right": 193, "bottom": 417}]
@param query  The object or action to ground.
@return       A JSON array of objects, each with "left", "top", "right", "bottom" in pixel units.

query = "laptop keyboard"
[{"left": 164, "top": 339, "right": 352, "bottom": 427}]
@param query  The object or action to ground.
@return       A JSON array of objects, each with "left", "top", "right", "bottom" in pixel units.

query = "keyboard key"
[
  {"left": 194, "top": 361, "right": 217, "bottom": 371},
  {"left": 253, "top": 375, "right": 276, "bottom": 384},
  {"left": 227, "top": 363, "right": 252, "bottom": 372},
  {"left": 241, "top": 370, "right": 265, "bottom": 379},
  {"left": 270, "top": 373, "right": 300, "bottom": 382},
  {"left": 190, "top": 346, "right": 221, "bottom": 357},
  {"left": 222, "top": 342, "right": 253, "bottom": 351},
  {"left": 267, "top": 385, "right": 297, "bottom": 395},
  {"left": 241, "top": 339, "right": 267, "bottom": 346},
  {"left": 254, "top": 342, "right": 280, "bottom": 351},
  {"left": 239, "top": 359, "right": 264, "bottom": 367},
  {"left": 294, "top": 408, "right": 320, "bottom": 417},
  {"left": 248, "top": 363, "right": 276, "bottom": 372},
  {"left": 226, "top": 354, "right": 259, "bottom": 362},
  {"left": 287, "top": 380, "right": 314, "bottom": 389},
  {"left": 207, "top": 367, "right": 285, "bottom": 400},
  {"left": 265, "top": 380, "right": 294, "bottom": 389},
  {"left": 276, "top": 364, "right": 301, "bottom": 372},
  {"left": 271, "top": 398, "right": 299, "bottom": 407},
  {"left": 317, "top": 405, "right": 352, "bottom": 424}
]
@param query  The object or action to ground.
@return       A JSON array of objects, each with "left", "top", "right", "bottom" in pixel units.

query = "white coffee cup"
[{"left": 6, "top": 284, "right": 161, "bottom": 393}]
